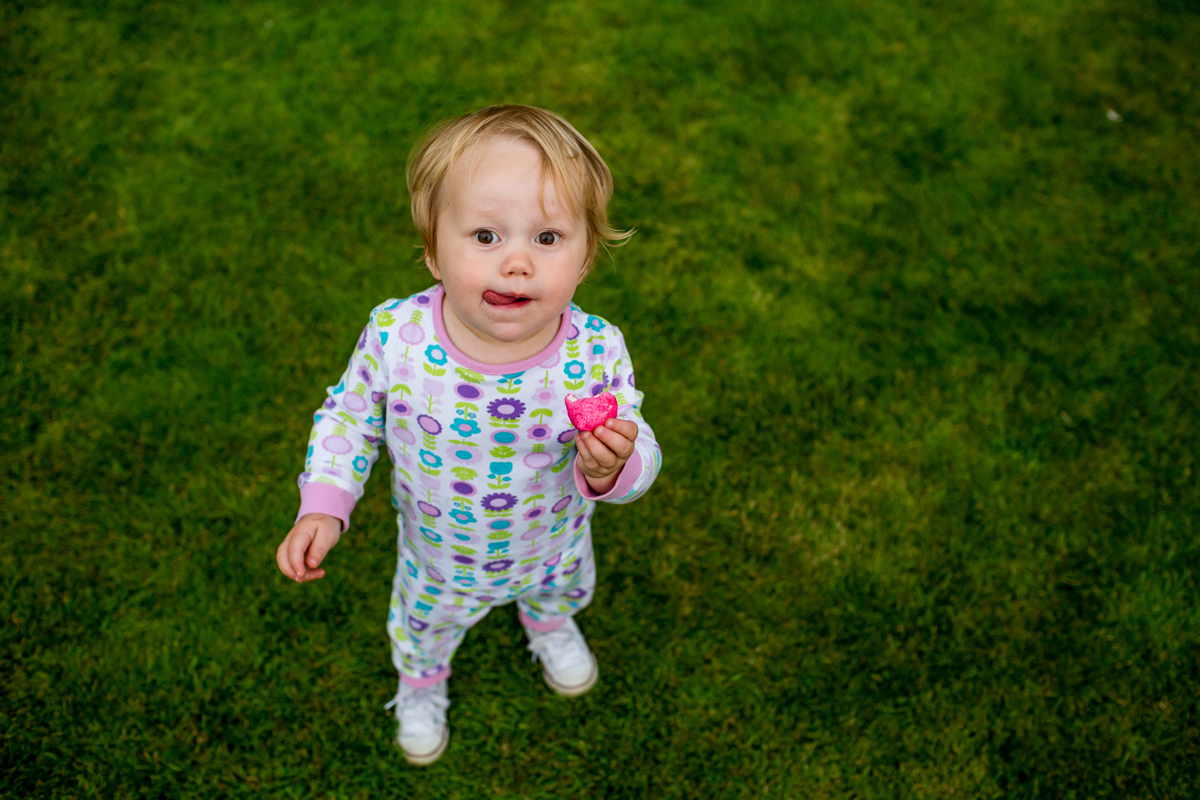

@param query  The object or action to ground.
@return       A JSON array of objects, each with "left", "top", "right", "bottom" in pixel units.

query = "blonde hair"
[{"left": 406, "top": 104, "right": 633, "bottom": 275}]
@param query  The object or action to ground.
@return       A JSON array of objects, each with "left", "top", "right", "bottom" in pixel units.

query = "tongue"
[{"left": 484, "top": 291, "right": 523, "bottom": 305}]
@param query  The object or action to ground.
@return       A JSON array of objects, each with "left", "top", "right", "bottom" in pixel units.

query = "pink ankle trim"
[
  {"left": 519, "top": 609, "right": 567, "bottom": 632},
  {"left": 400, "top": 666, "right": 451, "bottom": 688}
]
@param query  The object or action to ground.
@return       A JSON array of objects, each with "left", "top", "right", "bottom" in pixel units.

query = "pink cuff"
[
  {"left": 295, "top": 483, "right": 357, "bottom": 532},
  {"left": 519, "top": 609, "right": 568, "bottom": 632},
  {"left": 573, "top": 447, "right": 644, "bottom": 501},
  {"left": 400, "top": 665, "right": 451, "bottom": 688}
]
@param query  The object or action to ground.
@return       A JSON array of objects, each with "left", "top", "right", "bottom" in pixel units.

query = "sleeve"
[
  {"left": 295, "top": 307, "right": 391, "bottom": 532},
  {"left": 573, "top": 322, "right": 663, "bottom": 504}
]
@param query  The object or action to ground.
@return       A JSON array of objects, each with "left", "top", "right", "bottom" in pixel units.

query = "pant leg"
[
  {"left": 388, "top": 533, "right": 493, "bottom": 686},
  {"left": 516, "top": 526, "right": 596, "bottom": 631}
]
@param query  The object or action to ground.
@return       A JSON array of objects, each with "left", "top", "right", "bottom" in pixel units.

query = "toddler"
[{"left": 275, "top": 105, "right": 661, "bottom": 765}]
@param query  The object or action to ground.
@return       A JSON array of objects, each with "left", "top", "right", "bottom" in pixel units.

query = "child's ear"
[{"left": 424, "top": 251, "right": 441, "bottom": 280}]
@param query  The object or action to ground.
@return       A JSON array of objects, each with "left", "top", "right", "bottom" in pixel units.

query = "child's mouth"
[{"left": 483, "top": 291, "right": 531, "bottom": 307}]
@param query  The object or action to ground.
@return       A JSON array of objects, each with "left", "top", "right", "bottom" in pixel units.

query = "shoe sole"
[
  {"left": 400, "top": 725, "right": 449, "bottom": 766},
  {"left": 542, "top": 651, "right": 599, "bottom": 698}
]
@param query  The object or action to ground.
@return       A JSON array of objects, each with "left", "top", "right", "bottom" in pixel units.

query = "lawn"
[{"left": 2, "top": 0, "right": 1198, "bottom": 797}]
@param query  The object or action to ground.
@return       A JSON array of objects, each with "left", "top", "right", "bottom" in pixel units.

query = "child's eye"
[
  {"left": 536, "top": 231, "right": 561, "bottom": 246},
  {"left": 474, "top": 230, "right": 497, "bottom": 245}
]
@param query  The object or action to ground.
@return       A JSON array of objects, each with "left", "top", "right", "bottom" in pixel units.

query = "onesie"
[{"left": 295, "top": 284, "right": 662, "bottom": 685}]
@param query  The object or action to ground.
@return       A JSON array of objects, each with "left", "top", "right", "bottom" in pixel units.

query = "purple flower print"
[
  {"left": 454, "top": 383, "right": 484, "bottom": 401},
  {"left": 557, "top": 429, "right": 576, "bottom": 444},
  {"left": 538, "top": 351, "right": 560, "bottom": 369},
  {"left": 423, "top": 377, "right": 445, "bottom": 397},
  {"left": 417, "top": 501, "right": 441, "bottom": 517},
  {"left": 453, "top": 555, "right": 476, "bottom": 565},
  {"left": 487, "top": 398, "right": 526, "bottom": 421},
  {"left": 589, "top": 382, "right": 607, "bottom": 397},
  {"left": 566, "top": 323, "right": 579, "bottom": 340},
  {"left": 419, "top": 474, "right": 440, "bottom": 491},
  {"left": 399, "top": 322, "right": 424, "bottom": 345},
  {"left": 564, "top": 559, "right": 581, "bottom": 575},
  {"left": 391, "top": 401, "right": 413, "bottom": 416},
  {"left": 566, "top": 588, "right": 587, "bottom": 599},
  {"left": 416, "top": 294, "right": 431, "bottom": 306},
  {"left": 357, "top": 327, "right": 368, "bottom": 351},
  {"left": 532, "top": 385, "right": 557, "bottom": 405},
  {"left": 527, "top": 424, "right": 552, "bottom": 441},
  {"left": 573, "top": 513, "right": 588, "bottom": 530},
  {"left": 372, "top": 391, "right": 387, "bottom": 405},
  {"left": 520, "top": 562, "right": 539, "bottom": 574},
  {"left": 426, "top": 565, "right": 445, "bottom": 583},
  {"left": 358, "top": 366, "right": 372, "bottom": 384},
  {"left": 322, "top": 435, "right": 353, "bottom": 455},
  {"left": 417, "top": 415, "right": 442, "bottom": 435},
  {"left": 543, "top": 553, "right": 562, "bottom": 567},
  {"left": 451, "top": 481, "right": 476, "bottom": 496},
  {"left": 323, "top": 397, "right": 337, "bottom": 410},
  {"left": 523, "top": 452, "right": 554, "bottom": 470},
  {"left": 610, "top": 375, "right": 623, "bottom": 390},
  {"left": 409, "top": 618, "right": 429, "bottom": 631},
  {"left": 524, "top": 506, "right": 547, "bottom": 521},
  {"left": 392, "top": 426, "right": 416, "bottom": 445},
  {"left": 395, "top": 363, "right": 416, "bottom": 381},
  {"left": 484, "top": 559, "right": 514, "bottom": 573},
  {"left": 481, "top": 493, "right": 518, "bottom": 512},
  {"left": 551, "top": 496, "right": 573, "bottom": 514},
  {"left": 343, "top": 393, "right": 367, "bottom": 413}
]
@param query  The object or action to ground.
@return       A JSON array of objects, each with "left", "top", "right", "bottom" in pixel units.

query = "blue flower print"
[
  {"left": 352, "top": 456, "right": 368, "bottom": 473},
  {"left": 419, "top": 449, "right": 443, "bottom": 468},
  {"left": 425, "top": 344, "right": 448, "bottom": 365},
  {"left": 449, "top": 508, "right": 476, "bottom": 525},
  {"left": 489, "top": 462, "right": 512, "bottom": 477},
  {"left": 564, "top": 360, "right": 585, "bottom": 379},
  {"left": 450, "top": 418, "right": 481, "bottom": 437},
  {"left": 585, "top": 315, "right": 606, "bottom": 331}
]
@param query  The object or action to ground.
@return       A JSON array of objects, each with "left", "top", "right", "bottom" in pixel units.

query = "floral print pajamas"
[{"left": 295, "top": 284, "right": 661, "bottom": 685}]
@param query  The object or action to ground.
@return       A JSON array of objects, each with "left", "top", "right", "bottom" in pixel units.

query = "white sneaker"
[
  {"left": 385, "top": 679, "right": 449, "bottom": 765},
  {"left": 526, "top": 617, "right": 599, "bottom": 697}
]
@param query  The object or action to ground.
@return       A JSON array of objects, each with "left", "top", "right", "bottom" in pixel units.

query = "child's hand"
[
  {"left": 276, "top": 513, "right": 342, "bottom": 582},
  {"left": 575, "top": 418, "right": 640, "bottom": 495}
]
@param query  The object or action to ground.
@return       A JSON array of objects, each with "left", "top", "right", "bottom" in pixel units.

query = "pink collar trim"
[{"left": 430, "top": 283, "right": 571, "bottom": 375}]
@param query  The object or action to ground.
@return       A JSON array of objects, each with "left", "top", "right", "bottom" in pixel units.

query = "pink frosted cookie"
[{"left": 565, "top": 392, "right": 619, "bottom": 432}]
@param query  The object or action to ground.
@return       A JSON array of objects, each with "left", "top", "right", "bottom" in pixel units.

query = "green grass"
[{"left": 2, "top": 0, "right": 1198, "bottom": 797}]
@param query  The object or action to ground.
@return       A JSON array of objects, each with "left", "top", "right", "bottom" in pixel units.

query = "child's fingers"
[
  {"left": 286, "top": 526, "right": 315, "bottom": 581},
  {"left": 306, "top": 525, "right": 341, "bottom": 570},
  {"left": 578, "top": 430, "right": 619, "bottom": 471},
  {"left": 603, "top": 417, "right": 639, "bottom": 443},
  {"left": 591, "top": 422, "right": 636, "bottom": 460}
]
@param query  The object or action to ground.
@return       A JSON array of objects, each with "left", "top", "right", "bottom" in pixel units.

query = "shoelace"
[
  {"left": 384, "top": 686, "right": 449, "bottom": 736},
  {"left": 527, "top": 626, "right": 589, "bottom": 670}
]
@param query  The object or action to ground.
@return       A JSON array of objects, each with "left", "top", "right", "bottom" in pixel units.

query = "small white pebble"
[{"left": 1106, "top": 108, "right": 1122, "bottom": 122}]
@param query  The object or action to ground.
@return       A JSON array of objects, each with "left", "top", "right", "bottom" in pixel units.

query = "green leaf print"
[
  {"left": 490, "top": 445, "right": 515, "bottom": 458},
  {"left": 564, "top": 379, "right": 584, "bottom": 391},
  {"left": 389, "top": 383, "right": 411, "bottom": 397},
  {"left": 590, "top": 364, "right": 606, "bottom": 380},
  {"left": 450, "top": 467, "right": 477, "bottom": 481},
  {"left": 364, "top": 354, "right": 380, "bottom": 372},
  {"left": 376, "top": 311, "right": 395, "bottom": 328},
  {"left": 455, "top": 367, "right": 484, "bottom": 384},
  {"left": 530, "top": 408, "right": 553, "bottom": 422},
  {"left": 424, "top": 363, "right": 446, "bottom": 376}
]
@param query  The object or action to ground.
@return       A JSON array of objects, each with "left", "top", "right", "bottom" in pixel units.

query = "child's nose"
[{"left": 501, "top": 245, "right": 534, "bottom": 276}]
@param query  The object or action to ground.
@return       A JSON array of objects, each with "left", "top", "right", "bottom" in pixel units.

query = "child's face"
[{"left": 427, "top": 136, "right": 588, "bottom": 363}]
